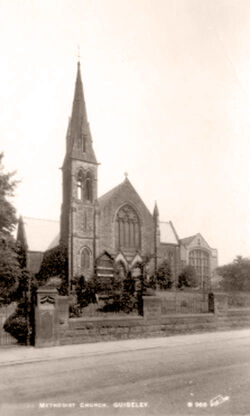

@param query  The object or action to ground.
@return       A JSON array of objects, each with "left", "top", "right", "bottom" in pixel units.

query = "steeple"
[
  {"left": 65, "top": 62, "right": 97, "bottom": 165},
  {"left": 60, "top": 61, "right": 99, "bottom": 287}
]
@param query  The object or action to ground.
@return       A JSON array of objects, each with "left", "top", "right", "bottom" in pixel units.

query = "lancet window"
[
  {"left": 77, "top": 170, "right": 84, "bottom": 200},
  {"left": 76, "top": 170, "right": 93, "bottom": 202},
  {"left": 85, "top": 171, "right": 93, "bottom": 202}
]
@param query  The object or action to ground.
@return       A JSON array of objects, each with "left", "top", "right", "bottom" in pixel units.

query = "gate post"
[
  {"left": 143, "top": 296, "right": 161, "bottom": 321},
  {"left": 35, "top": 288, "right": 59, "bottom": 347}
]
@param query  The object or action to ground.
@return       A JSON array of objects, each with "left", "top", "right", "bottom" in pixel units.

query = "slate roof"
[
  {"left": 63, "top": 62, "right": 97, "bottom": 167},
  {"left": 19, "top": 217, "right": 60, "bottom": 252},
  {"left": 179, "top": 235, "right": 196, "bottom": 246},
  {"left": 159, "top": 221, "right": 179, "bottom": 245}
]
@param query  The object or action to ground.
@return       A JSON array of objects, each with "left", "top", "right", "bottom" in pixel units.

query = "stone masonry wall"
[
  {"left": 59, "top": 313, "right": 217, "bottom": 346},
  {"left": 98, "top": 180, "right": 154, "bottom": 259},
  {"left": 35, "top": 292, "right": 250, "bottom": 347},
  {"left": 59, "top": 294, "right": 250, "bottom": 346}
]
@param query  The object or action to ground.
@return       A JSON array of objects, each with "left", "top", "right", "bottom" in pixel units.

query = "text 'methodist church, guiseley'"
[{"left": 17, "top": 62, "right": 218, "bottom": 290}]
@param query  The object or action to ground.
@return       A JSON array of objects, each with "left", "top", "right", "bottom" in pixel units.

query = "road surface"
[{"left": 0, "top": 330, "right": 250, "bottom": 415}]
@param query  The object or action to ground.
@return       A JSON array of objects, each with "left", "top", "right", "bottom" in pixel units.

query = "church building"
[{"left": 17, "top": 62, "right": 218, "bottom": 290}]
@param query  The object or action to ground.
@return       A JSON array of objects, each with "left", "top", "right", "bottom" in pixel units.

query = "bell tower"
[{"left": 60, "top": 62, "right": 99, "bottom": 288}]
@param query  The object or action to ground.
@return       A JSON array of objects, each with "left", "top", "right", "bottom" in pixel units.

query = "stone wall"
[
  {"left": 35, "top": 290, "right": 250, "bottom": 347},
  {"left": 227, "top": 292, "right": 250, "bottom": 308},
  {"left": 98, "top": 179, "right": 155, "bottom": 259},
  {"left": 59, "top": 312, "right": 217, "bottom": 345}
]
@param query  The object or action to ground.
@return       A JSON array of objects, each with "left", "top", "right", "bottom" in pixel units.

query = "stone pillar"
[
  {"left": 213, "top": 293, "right": 228, "bottom": 316},
  {"left": 35, "top": 288, "right": 59, "bottom": 347},
  {"left": 143, "top": 296, "right": 161, "bottom": 321},
  {"left": 208, "top": 292, "right": 214, "bottom": 313},
  {"left": 57, "top": 296, "right": 69, "bottom": 326}
]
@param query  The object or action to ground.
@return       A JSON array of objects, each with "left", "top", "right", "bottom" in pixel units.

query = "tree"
[
  {"left": 0, "top": 153, "right": 17, "bottom": 234},
  {"left": 178, "top": 265, "right": 198, "bottom": 289},
  {"left": 217, "top": 256, "right": 250, "bottom": 291},
  {"left": 0, "top": 236, "right": 21, "bottom": 304},
  {"left": 156, "top": 260, "right": 173, "bottom": 290},
  {"left": 36, "top": 244, "right": 68, "bottom": 295},
  {"left": 0, "top": 154, "right": 22, "bottom": 305}
]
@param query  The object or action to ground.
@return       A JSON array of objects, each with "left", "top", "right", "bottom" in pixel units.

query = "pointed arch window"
[
  {"left": 115, "top": 205, "right": 141, "bottom": 251},
  {"left": 85, "top": 171, "right": 93, "bottom": 202},
  {"left": 77, "top": 170, "right": 84, "bottom": 200},
  {"left": 80, "top": 247, "right": 91, "bottom": 272}
]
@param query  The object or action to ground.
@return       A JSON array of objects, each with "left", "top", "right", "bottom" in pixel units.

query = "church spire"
[{"left": 66, "top": 61, "right": 97, "bottom": 165}]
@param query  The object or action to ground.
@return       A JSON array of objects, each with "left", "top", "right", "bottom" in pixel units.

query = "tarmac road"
[{"left": 0, "top": 329, "right": 250, "bottom": 416}]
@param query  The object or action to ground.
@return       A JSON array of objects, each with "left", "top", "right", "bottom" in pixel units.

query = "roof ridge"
[{"left": 23, "top": 216, "right": 59, "bottom": 223}]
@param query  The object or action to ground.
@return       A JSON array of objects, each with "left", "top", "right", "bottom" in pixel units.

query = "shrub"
[
  {"left": 217, "top": 256, "right": 250, "bottom": 292},
  {"left": 75, "top": 275, "right": 97, "bottom": 308},
  {"left": 156, "top": 260, "right": 173, "bottom": 290},
  {"left": 3, "top": 277, "right": 37, "bottom": 345},
  {"left": 178, "top": 266, "right": 198, "bottom": 289},
  {"left": 148, "top": 274, "right": 157, "bottom": 290},
  {"left": 4, "top": 302, "right": 29, "bottom": 344}
]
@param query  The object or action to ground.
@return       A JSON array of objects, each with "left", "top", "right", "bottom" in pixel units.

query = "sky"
[{"left": 1, "top": 0, "right": 250, "bottom": 265}]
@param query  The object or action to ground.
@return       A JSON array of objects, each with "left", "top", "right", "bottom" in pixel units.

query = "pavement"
[{"left": 0, "top": 328, "right": 249, "bottom": 367}]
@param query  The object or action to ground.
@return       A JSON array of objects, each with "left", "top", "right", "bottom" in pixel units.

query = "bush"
[
  {"left": 75, "top": 276, "right": 97, "bottom": 308},
  {"left": 178, "top": 266, "right": 198, "bottom": 289},
  {"left": 4, "top": 302, "right": 29, "bottom": 344},
  {"left": 3, "top": 277, "right": 37, "bottom": 345},
  {"left": 156, "top": 260, "right": 173, "bottom": 290},
  {"left": 217, "top": 256, "right": 250, "bottom": 292}
]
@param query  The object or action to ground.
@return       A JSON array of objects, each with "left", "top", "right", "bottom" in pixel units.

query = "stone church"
[{"left": 17, "top": 62, "right": 218, "bottom": 290}]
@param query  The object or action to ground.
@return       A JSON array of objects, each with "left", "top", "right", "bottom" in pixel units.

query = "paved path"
[{"left": 0, "top": 329, "right": 250, "bottom": 415}]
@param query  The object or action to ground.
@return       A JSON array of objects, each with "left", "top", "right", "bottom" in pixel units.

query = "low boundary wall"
[{"left": 35, "top": 291, "right": 250, "bottom": 347}]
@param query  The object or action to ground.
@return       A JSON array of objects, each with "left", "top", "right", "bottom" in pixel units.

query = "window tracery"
[
  {"left": 189, "top": 249, "right": 209, "bottom": 287},
  {"left": 115, "top": 205, "right": 141, "bottom": 250}
]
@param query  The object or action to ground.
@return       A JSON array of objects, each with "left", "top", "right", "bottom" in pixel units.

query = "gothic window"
[
  {"left": 80, "top": 247, "right": 91, "bottom": 272},
  {"left": 77, "top": 170, "right": 84, "bottom": 200},
  {"left": 115, "top": 205, "right": 141, "bottom": 251},
  {"left": 85, "top": 172, "right": 93, "bottom": 202},
  {"left": 189, "top": 249, "right": 210, "bottom": 288}
]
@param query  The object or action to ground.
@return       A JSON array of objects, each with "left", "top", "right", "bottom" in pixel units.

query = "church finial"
[
  {"left": 153, "top": 201, "right": 159, "bottom": 218},
  {"left": 16, "top": 215, "right": 28, "bottom": 250},
  {"left": 77, "top": 45, "right": 81, "bottom": 65},
  {"left": 124, "top": 172, "right": 128, "bottom": 181}
]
